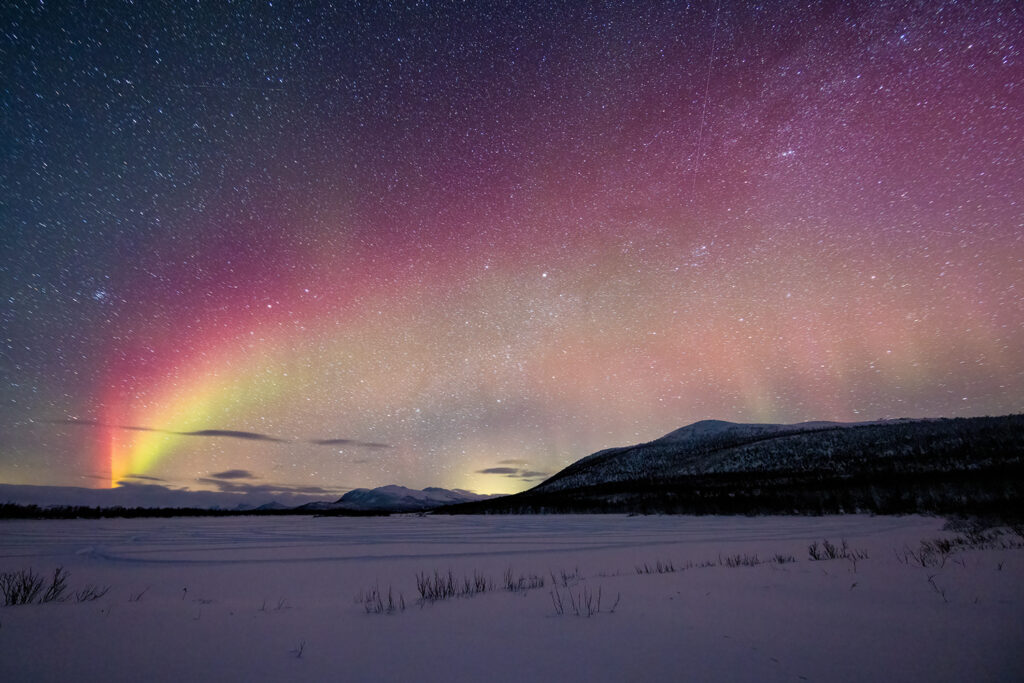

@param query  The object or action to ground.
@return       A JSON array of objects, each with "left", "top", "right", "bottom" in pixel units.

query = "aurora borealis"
[{"left": 2, "top": 1, "right": 1021, "bottom": 498}]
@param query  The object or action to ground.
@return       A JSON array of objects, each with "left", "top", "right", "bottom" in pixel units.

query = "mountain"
[
  {"left": 0, "top": 482, "right": 321, "bottom": 510},
  {"left": 252, "top": 501, "right": 292, "bottom": 511},
  {"left": 443, "top": 414, "right": 1024, "bottom": 516},
  {"left": 0, "top": 483, "right": 495, "bottom": 517},
  {"left": 535, "top": 418, "right": 912, "bottom": 493},
  {"left": 299, "top": 485, "right": 495, "bottom": 513}
]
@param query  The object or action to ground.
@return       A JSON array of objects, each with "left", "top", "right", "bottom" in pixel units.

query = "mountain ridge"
[
  {"left": 445, "top": 414, "right": 1024, "bottom": 516},
  {"left": 298, "top": 484, "right": 495, "bottom": 512}
]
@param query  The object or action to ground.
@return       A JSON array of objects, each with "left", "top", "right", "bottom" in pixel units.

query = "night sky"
[{"left": 2, "top": 1, "right": 1021, "bottom": 498}]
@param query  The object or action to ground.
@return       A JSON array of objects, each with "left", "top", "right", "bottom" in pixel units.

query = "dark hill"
[{"left": 443, "top": 415, "right": 1024, "bottom": 516}]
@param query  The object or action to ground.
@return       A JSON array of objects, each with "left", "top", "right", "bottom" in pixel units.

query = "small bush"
[
  {"left": 41, "top": 567, "right": 69, "bottom": 603},
  {"left": 75, "top": 584, "right": 111, "bottom": 602},
  {"left": 550, "top": 567, "right": 580, "bottom": 588},
  {"left": 359, "top": 584, "right": 405, "bottom": 614},
  {"left": 464, "top": 571, "right": 492, "bottom": 596},
  {"left": 504, "top": 568, "right": 545, "bottom": 592},
  {"left": 721, "top": 553, "right": 761, "bottom": 568},
  {"left": 1, "top": 568, "right": 44, "bottom": 605},
  {"left": 416, "top": 570, "right": 456, "bottom": 602},
  {"left": 1, "top": 567, "right": 71, "bottom": 605},
  {"left": 550, "top": 584, "right": 617, "bottom": 617},
  {"left": 415, "top": 570, "right": 493, "bottom": 603},
  {"left": 894, "top": 529, "right": 1019, "bottom": 568},
  {"left": 635, "top": 560, "right": 676, "bottom": 575},
  {"left": 808, "top": 539, "right": 868, "bottom": 562}
]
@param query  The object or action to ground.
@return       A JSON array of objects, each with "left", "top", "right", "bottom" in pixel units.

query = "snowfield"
[{"left": 0, "top": 515, "right": 1021, "bottom": 682}]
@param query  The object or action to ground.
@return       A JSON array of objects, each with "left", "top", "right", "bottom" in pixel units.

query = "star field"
[{"left": 1, "top": 1, "right": 1021, "bottom": 496}]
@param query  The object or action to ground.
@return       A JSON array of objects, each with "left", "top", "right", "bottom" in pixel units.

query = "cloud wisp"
[
  {"left": 193, "top": 478, "right": 338, "bottom": 497},
  {"left": 208, "top": 469, "right": 257, "bottom": 480},
  {"left": 477, "top": 464, "right": 551, "bottom": 484},
  {"left": 51, "top": 419, "right": 390, "bottom": 449},
  {"left": 478, "top": 467, "right": 519, "bottom": 475},
  {"left": 186, "top": 429, "right": 287, "bottom": 442},
  {"left": 308, "top": 438, "right": 393, "bottom": 449},
  {"left": 114, "top": 467, "right": 340, "bottom": 500},
  {"left": 121, "top": 473, "right": 167, "bottom": 482}
]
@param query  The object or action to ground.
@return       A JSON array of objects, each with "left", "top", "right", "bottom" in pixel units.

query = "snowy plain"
[{"left": 0, "top": 514, "right": 1021, "bottom": 682}]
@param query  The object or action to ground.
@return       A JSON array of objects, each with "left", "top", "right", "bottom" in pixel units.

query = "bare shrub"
[
  {"left": 550, "top": 567, "right": 580, "bottom": 588},
  {"left": 359, "top": 584, "right": 405, "bottom": 614},
  {"left": 128, "top": 586, "right": 150, "bottom": 603},
  {"left": 550, "top": 586, "right": 564, "bottom": 615},
  {"left": 895, "top": 532, "right": 1002, "bottom": 569},
  {"left": 808, "top": 539, "right": 868, "bottom": 562},
  {"left": 504, "top": 568, "right": 545, "bottom": 592},
  {"left": 1, "top": 567, "right": 71, "bottom": 605},
  {"left": 927, "top": 574, "right": 948, "bottom": 603},
  {"left": 1, "top": 568, "right": 44, "bottom": 605},
  {"left": 464, "top": 570, "right": 493, "bottom": 596},
  {"left": 41, "top": 567, "right": 69, "bottom": 603},
  {"left": 900, "top": 541, "right": 946, "bottom": 568},
  {"left": 415, "top": 569, "right": 493, "bottom": 603},
  {"left": 635, "top": 560, "right": 676, "bottom": 575},
  {"left": 550, "top": 584, "right": 616, "bottom": 617},
  {"left": 721, "top": 553, "right": 760, "bottom": 568},
  {"left": 416, "top": 570, "right": 456, "bottom": 602},
  {"left": 75, "top": 584, "right": 111, "bottom": 602}
]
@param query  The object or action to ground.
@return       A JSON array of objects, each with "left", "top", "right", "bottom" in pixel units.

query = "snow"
[
  {"left": 648, "top": 418, "right": 901, "bottom": 445},
  {"left": 332, "top": 484, "right": 493, "bottom": 510},
  {"left": 654, "top": 419, "right": 789, "bottom": 443},
  {"left": 0, "top": 515, "right": 1021, "bottom": 682},
  {"left": 533, "top": 416, "right": 1003, "bottom": 497},
  {"left": 559, "top": 419, "right": 834, "bottom": 477}
]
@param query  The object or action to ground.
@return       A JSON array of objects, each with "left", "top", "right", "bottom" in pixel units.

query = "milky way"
[{"left": 2, "top": 1, "right": 1021, "bottom": 495}]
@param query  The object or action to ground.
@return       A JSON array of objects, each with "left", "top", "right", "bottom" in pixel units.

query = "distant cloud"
[
  {"left": 308, "top": 438, "right": 392, "bottom": 449},
  {"left": 194, "top": 478, "right": 337, "bottom": 496},
  {"left": 185, "top": 429, "right": 286, "bottom": 442},
  {"left": 496, "top": 459, "right": 530, "bottom": 466},
  {"left": 51, "top": 418, "right": 389, "bottom": 449},
  {"left": 119, "top": 425, "right": 165, "bottom": 433},
  {"left": 209, "top": 469, "right": 256, "bottom": 480},
  {"left": 54, "top": 419, "right": 284, "bottom": 442},
  {"left": 477, "top": 464, "right": 550, "bottom": 483},
  {"left": 123, "top": 473, "right": 166, "bottom": 482}
]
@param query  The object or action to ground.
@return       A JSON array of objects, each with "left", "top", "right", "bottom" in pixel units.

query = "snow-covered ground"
[{"left": 0, "top": 515, "right": 1020, "bottom": 682}]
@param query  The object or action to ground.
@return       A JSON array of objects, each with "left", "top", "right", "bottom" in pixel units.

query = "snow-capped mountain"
[
  {"left": 0, "top": 482, "right": 323, "bottom": 510},
  {"left": 565, "top": 419, "right": 839, "bottom": 474},
  {"left": 443, "top": 414, "right": 1024, "bottom": 515},
  {"left": 302, "top": 485, "right": 495, "bottom": 512},
  {"left": 536, "top": 418, "right": 883, "bottom": 493}
]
